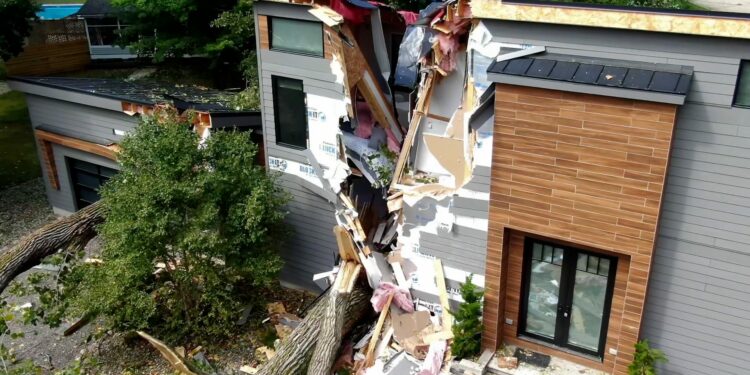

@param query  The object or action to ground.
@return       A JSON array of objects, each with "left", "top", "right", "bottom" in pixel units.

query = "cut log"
[
  {"left": 0, "top": 201, "right": 105, "bottom": 293},
  {"left": 257, "top": 282, "right": 371, "bottom": 375}
]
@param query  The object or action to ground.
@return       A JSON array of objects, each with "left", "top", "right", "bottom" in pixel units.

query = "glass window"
[
  {"left": 86, "top": 18, "right": 122, "bottom": 46},
  {"left": 272, "top": 76, "right": 308, "bottom": 149},
  {"left": 270, "top": 17, "right": 323, "bottom": 57},
  {"left": 734, "top": 61, "right": 750, "bottom": 107}
]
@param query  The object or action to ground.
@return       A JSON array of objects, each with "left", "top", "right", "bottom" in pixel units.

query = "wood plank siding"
[{"left": 483, "top": 84, "right": 678, "bottom": 374}]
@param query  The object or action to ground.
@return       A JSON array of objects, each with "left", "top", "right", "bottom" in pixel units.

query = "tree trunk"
[
  {"left": 257, "top": 282, "right": 371, "bottom": 375},
  {"left": 0, "top": 201, "right": 105, "bottom": 293}
]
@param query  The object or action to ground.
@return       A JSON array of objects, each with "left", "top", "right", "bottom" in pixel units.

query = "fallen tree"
[
  {"left": 0, "top": 201, "right": 104, "bottom": 293},
  {"left": 139, "top": 280, "right": 371, "bottom": 375}
]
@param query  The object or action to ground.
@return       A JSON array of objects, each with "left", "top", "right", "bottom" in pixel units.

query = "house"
[
  {"left": 253, "top": 0, "right": 750, "bottom": 374},
  {"left": 7, "top": 77, "right": 260, "bottom": 215},
  {"left": 75, "top": 0, "right": 136, "bottom": 60}
]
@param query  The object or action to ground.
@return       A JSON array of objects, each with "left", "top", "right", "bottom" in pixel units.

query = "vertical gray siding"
[
  {"left": 255, "top": 2, "right": 341, "bottom": 291},
  {"left": 24, "top": 95, "right": 135, "bottom": 215},
  {"left": 485, "top": 20, "right": 750, "bottom": 374}
]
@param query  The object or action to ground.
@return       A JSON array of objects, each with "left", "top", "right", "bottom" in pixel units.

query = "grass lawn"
[{"left": 0, "top": 91, "right": 40, "bottom": 189}]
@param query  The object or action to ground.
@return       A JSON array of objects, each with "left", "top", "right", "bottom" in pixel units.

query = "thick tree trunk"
[
  {"left": 0, "top": 201, "right": 105, "bottom": 293},
  {"left": 257, "top": 282, "right": 370, "bottom": 375}
]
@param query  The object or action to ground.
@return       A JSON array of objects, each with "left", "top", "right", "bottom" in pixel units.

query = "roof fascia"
[
  {"left": 488, "top": 73, "right": 686, "bottom": 104},
  {"left": 472, "top": 0, "right": 750, "bottom": 40},
  {"left": 7, "top": 79, "right": 123, "bottom": 112}
]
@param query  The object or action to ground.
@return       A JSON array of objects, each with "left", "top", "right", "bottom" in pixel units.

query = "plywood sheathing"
[
  {"left": 482, "top": 84, "right": 679, "bottom": 375},
  {"left": 471, "top": 0, "right": 750, "bottom": 39}
]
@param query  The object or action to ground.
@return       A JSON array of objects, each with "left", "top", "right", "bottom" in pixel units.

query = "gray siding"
[
  {"left": 26, "top": 95, "right": 138, "bottom": 143},
  {"left": 25, "top": 95, "right": 136, "bottom": 215},
  {"left": 486, "top": 20, "right": 750, "bottom": 374},
  {"left": 255, "top": 2, "right": 341, "bottom": 291}
]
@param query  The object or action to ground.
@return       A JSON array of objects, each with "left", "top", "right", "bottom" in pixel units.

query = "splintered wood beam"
[
  {"left": 365, "top": 293, "right": 394, "bottom": 367},
  {"left": 434, "top": 259, "right": 453, "bottom": 332},
  {"left": 390, "top": 71, "right": 437, "bottom": 190},
  {"left": 334, "top": 226, "right": 360, "bottom": 262}
]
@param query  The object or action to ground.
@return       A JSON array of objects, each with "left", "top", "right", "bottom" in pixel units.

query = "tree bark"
[
  {"left": 0, "top": 201, "right": 105, "bottom": 293},
  {"left": 257, "top": 282, "right": 371, "bottom": 375}
]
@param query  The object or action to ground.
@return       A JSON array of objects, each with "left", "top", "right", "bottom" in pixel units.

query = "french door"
[{"left": 519, "top": 238, "right": 617, "bottom": 359}]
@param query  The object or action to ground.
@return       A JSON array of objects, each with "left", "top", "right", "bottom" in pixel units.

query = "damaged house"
[
  {"left": 8, "top": 77, "right": 261, "bottom": 215},
  {"left": 254, "top": 0, "right": 750, "bottom": 374}
]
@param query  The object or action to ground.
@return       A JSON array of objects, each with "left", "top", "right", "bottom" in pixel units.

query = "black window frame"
[
  {"left": 518, "top": 237, "right": 618, "bottom": 360},
  {"left": 268, "top": 16, "right": 325, "bottom": 58},
  {"left": 66, "top": 157, "right": 117, "bottom": 211},
  {"left": 733, "top": 60, "right": 750, "bottom": 108},
  {"left": 272, "top": 75, "right": 308, "bottom": 150}
]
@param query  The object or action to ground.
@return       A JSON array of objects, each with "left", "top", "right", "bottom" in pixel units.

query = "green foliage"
[
  {"left": 451, "top": 275, "right": 483, "bottom": 359},
  {"left": 61, "top": 108, "right": 288, "bottom": 344},
  {"left": 0, "top": 0, "right": 38, "bottom": 61},
  {"left": 365, "top": 144, "right": 398, "bottom": 189},
  {"left": 550, "top": 0, "right": 704, "bottom": 10},
  {"left": 385, "top": 0, "right": 432, "bottom": 11},
  {"left": 628, "top": 339, "right": 668, "bottom": 375}
]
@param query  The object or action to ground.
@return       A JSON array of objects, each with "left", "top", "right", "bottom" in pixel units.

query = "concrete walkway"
[
  {"left": 692, "top": 0, "right": 750, "bottom": 13},
  {"left": 0, "top": 81, "right": 9, "bottom": 96}
]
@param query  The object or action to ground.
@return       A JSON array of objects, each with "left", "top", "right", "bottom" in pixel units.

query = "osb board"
[{"left": 471, "top": 0, "right": 750, "bottom": 39}]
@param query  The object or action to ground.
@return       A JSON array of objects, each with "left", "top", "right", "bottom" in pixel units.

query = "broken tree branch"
[
  {"left": 0, "top": 201, "right": 105, "bottom": 294},
  {"left": 256, "top": 282, "right": 370, "bottom": 375}
]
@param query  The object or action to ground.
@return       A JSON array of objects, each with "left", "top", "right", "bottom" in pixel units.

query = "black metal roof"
[
  {"left": 75, "top": 0, "right": 116, "bottom": 17},
  {"left": 10, "top": 76, "right": 255, "bottom": 114},
  {"left": 487, "top": 54, "right": 693, "bottom": 96}
]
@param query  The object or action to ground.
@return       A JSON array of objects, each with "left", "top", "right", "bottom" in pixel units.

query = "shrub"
[
  {"left": 451, "top": 275, "right": 483, "bottom": 359},
  {"left": 628, "top": 339, "right": 668, "bottom": 375},
  {"left": 63, "top": 108, "right": 288, "bottom": 343}
]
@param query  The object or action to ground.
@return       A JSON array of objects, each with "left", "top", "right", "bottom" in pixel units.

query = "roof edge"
[
  {"left": 472, "top": 0, "right": 750, "bottom": 40},
  {"left": 488, "top": 73, "right": 686, "bottom": 105}
]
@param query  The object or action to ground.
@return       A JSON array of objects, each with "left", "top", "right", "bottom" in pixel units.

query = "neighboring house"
[
  {"left": 7, "top": 77, "right": 260, "bottom": 216},
  {"left": 254, "top": 0, "right": 750, "bottom": 374},
  {"left": 75, "top": 0, "right": 136, "bottom": 60}
]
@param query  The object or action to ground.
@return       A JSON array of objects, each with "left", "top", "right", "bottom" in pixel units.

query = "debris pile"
[{"left": 141, "top": 0, "right": 509, "bottom": 372}]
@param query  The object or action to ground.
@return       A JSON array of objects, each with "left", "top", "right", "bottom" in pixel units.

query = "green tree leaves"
[
  {"left": 0, "top": 0, "right": 38, "bottom": 61},
  {"left": 65, "top": 109, "right": 287, "bottom": 343},
  {"left": 451, "top": 275, "right": 483, "bottom": 359}
]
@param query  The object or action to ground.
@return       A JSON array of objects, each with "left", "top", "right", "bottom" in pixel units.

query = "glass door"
[{"left": 520, "top": 238, "right": 617, "bottom": 359}]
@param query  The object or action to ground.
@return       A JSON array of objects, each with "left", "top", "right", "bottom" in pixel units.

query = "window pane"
[
  {"left": 577, "top": 253, "right": 588, "bottom": 271},
  {"left": 270, "top": 18, "right": 323, "bottom": 56},
  {"left": 525, "top": 259, "right": 562, "bottom": 340},
  {"left": 273, "top": 77, "right": 307, "bottom": 148},
  {"left": 88, "top": 26, "right": 118, "bottom": 46},
  {"left": 553, "top": 248, "right": 564, "bottom": 265},
  {"left": 532, "top": 243, "right": 542, "bottom": 261},
  {"left": 735, "top": 61, "right": 750, "bottom": 107},
  {"left": 587, "top": 255, "right": 600, "bottom": 274},
  {"left": 567, "top": 267, "right": 609, "bottom": 352},
  {"left": 543, "top": 245, "right": 553, "bottom": 263},
  {"left": 598, "top": 258, "right": 611, "bottom": 277}
]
